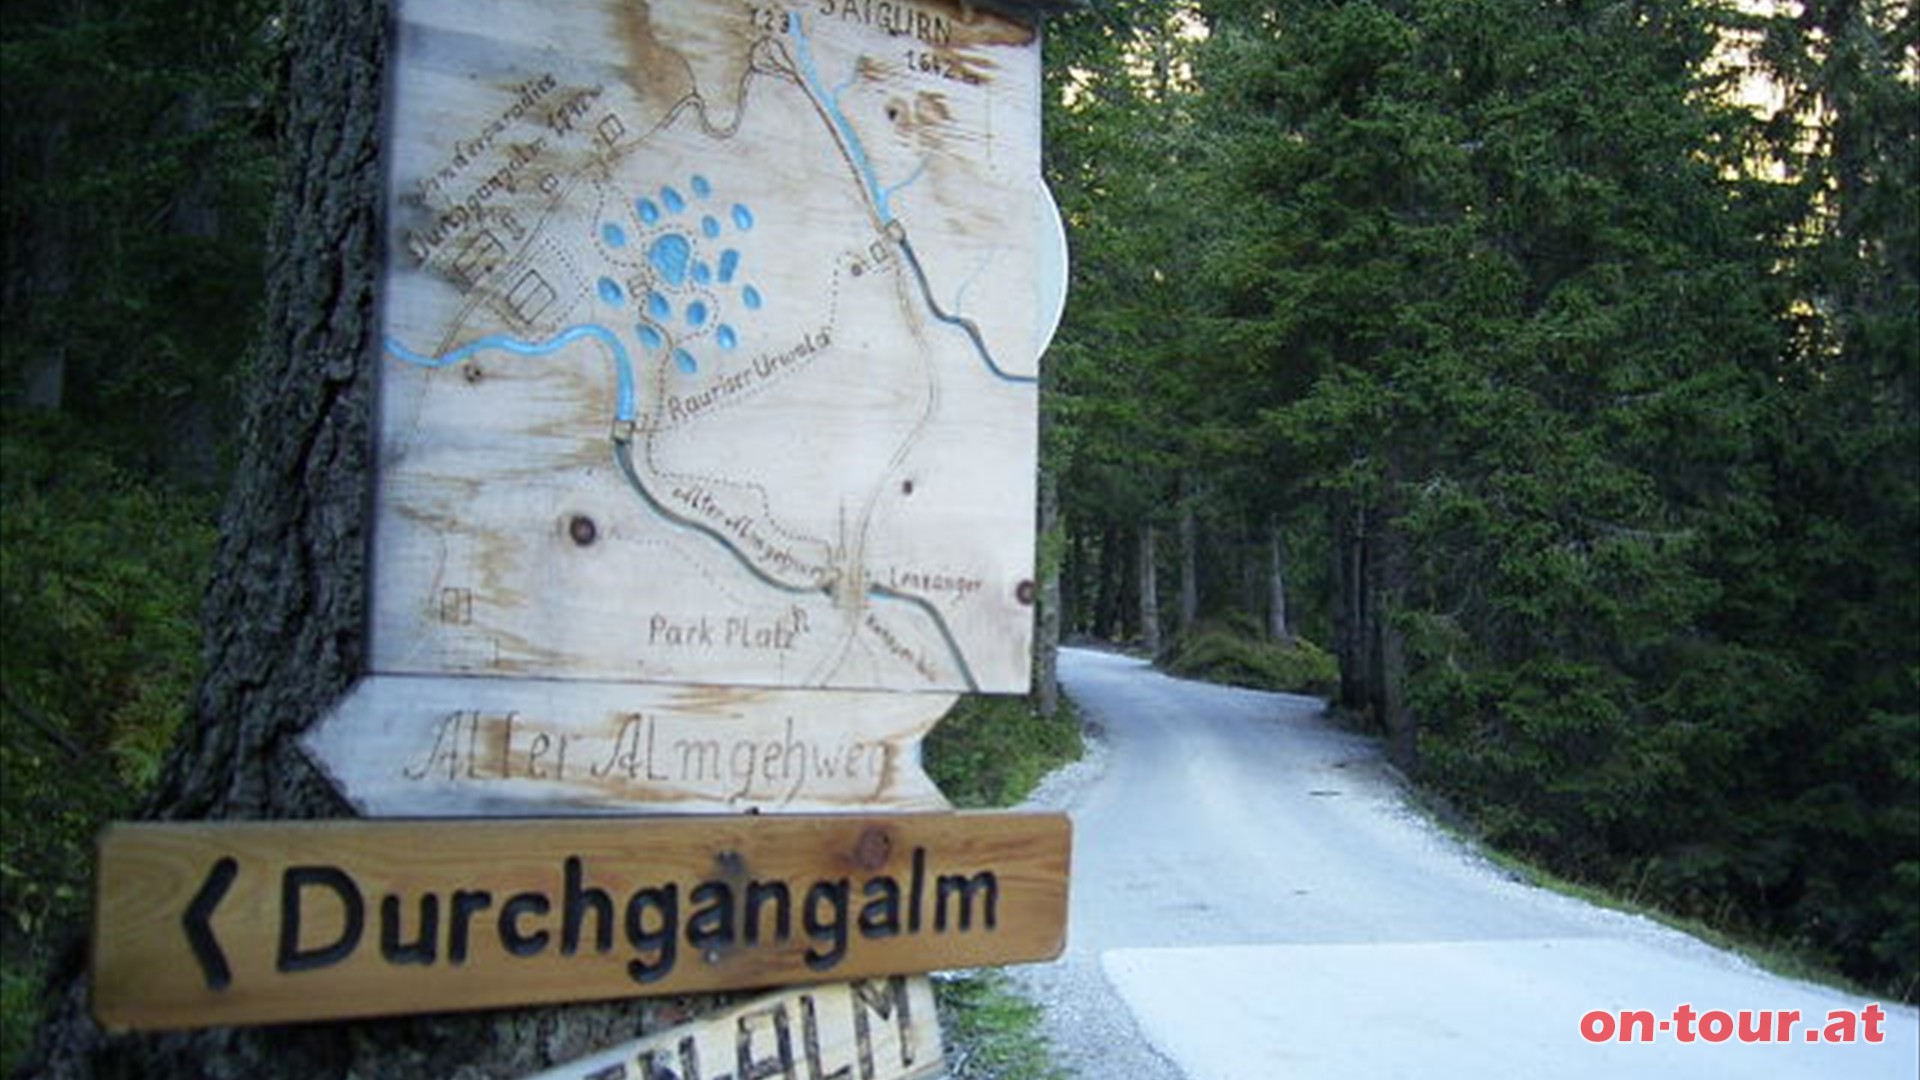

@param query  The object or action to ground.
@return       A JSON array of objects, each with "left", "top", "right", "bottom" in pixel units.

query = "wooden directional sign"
[
  {"left": 523, "top": 976, "right": 942, "bottom": 1080},
  {"left": 92, "top": 813, "right": 1069, "bottom": 1031},
  {"left": 302, "top": 675, "right": 954, "bottom": 816}
]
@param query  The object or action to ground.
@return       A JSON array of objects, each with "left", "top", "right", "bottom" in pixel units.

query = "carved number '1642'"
[{"left": 906, "top": 50, "right": 981, "bottom": 86}]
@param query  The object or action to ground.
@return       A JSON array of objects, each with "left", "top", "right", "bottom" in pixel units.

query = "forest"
[
  {"left": 1, "top": 0, "right": 1915, "bottom": 1064},
  {"left": 1041, "top": 0, "right": 1916, "bottom": 1002}
]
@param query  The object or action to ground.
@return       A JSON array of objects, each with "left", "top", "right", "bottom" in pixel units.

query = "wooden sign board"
[
  {"left": 92, "top": 813, "right": 1069, "bottom": 1031},
  {"left": 369, "top": 0, "right": 1066, "bottom": 696},
  {"left": 523, "top": 976, "right": 942, "bottom": 1080},
  {"left": 302, "top": 675, "right": 954, "bottom": 816}
]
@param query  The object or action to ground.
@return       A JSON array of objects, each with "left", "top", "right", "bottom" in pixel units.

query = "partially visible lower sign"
[
  {"left": 92, "top": 813, "right": 1069, "bottom": 1031},
  {"left": 524, "top": 976, "right": 943, "bottom": 1080}
]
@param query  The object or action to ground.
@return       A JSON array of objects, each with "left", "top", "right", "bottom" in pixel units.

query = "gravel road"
[{"left": 1006, "top": 647, "right": 1918, "bottom": 1079}]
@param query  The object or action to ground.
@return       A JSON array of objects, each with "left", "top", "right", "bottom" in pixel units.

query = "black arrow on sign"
[{"left": 183, "top": 856, "right": 238, "bottom": 990}]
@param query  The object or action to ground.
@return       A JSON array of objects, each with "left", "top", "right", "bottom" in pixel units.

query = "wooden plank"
[
  {"left": 301, "top": 674, "right": 954, "bottom": 816},
  {"left": 369, "top": 0, "right": 1062, "bottom": 695},
  {"left": 92, "top": 813, "right": 1069, "bottom": 1031},
  {"left": 522, "top": 976, "right": 943, "bottom": 1080}
]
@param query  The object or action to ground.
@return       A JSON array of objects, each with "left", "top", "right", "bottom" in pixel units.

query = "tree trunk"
[
  {"left": 168, "top": 87, "right": 222, "bottom": 241},
  {"left": 1094, "top": 521, "right": 1123, "bottom": 640},
  {"left": 28, "top": 2, "right": 677, "bottom": 1073},
  {"left": 1065, "top": 518, "right": 1089, "bottom": 639},
  {"left": 1266, "top": 513, "right": 1293, "bottom": 645},
  {"left": 1034, "top": 463, "right": 1061, "bottom": 718},
  {"left": 1371, "top": 520, "right": 1417, "bottom": 773},
  {"left": 1328, "top": 490, "right": 1370, "bottom": 719},
  {"left": 1176, "top": 480, "right": 1199, "bottom": 637},
  {"left": 1138, "top": 521, "right": 1161, "bottom": 656},
  {"left": 19, "top": 111, "right": 72, "bottom": 410},
  {"left": 160, "top": 84, "right": 227, "bottom": 484}
]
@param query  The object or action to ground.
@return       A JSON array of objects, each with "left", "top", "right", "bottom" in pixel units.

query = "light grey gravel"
[{"left": 1007, "top": 707, "right": 1185, "bottom": 1079}]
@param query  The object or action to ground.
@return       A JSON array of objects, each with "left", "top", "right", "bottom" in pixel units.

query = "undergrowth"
[
  {"left": 924, "top": 694, "right": 1083, "bottom": 810},
  {"left": 1, "top": 418, "right": 216, "bottom": 1072},
  {"left": 1159, "top": 621, "right": 1338, "bottom": 697},
  {"left": 935, "top": 969, "right": 1067, "bottom": 1080},
  {"left": 922, "top": 692, "right": 1082, "bottom": 1078}
]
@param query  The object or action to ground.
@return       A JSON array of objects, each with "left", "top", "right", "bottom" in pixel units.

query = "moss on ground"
[{"left": 1160, "top": 624, "right": 1338, "bottom": 697}]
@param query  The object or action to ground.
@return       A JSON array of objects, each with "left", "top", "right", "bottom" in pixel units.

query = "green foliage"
[
  {"left": 1, "top": 0, "right": 276, "bottom": 477},
  {"left": 0, "top": 415, "right": 217, "bottom": 1055},
  {"left": 1161, "top": 623, "right": 1337, "bottom": 696},
  {"left": 1044, "top": 3, "right": 1250, "bottom": 646},
  {"left": 0, "top": 963, "right": 37, "bottom": 1075},
  {"left": 934, "top": 970, "right": 1065, "bottom": 1080},
  {"left": 1047, "top": 0, "right": 1916, "bottom": 1000},
  {"left": 921, "top": 698, "right": 1080, "bottom": 1075},
  {"left": 2, "top": 5, "right": 271, "bottom": 1063},
  {"left": 924, "top": 696, "right": 1084, "bottom": 811}
]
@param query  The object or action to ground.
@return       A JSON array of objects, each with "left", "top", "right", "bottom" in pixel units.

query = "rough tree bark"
[
  {"left": 1137, "top": 522, "right": 1161, "bottom": 656},
  {"left": 1034, "top": 462, "right": 1062, "bottom": 718},
  {"left": 1371, "top": 524, "right": 1417, "bottom": 774},
  {"left": 1266, "top": 513, "right": 1292, "bottom": 645},
  {"left": 28, "top": 2, "right": 687, "bottom": 1074},
  {"left": 1064, "top": 519, "right": 1089, "bottom": 640},
  {"left": 1332, "top": 483, "right": 1416, "bottom": 774},
  {"left": 1371, "top": 459, "right": 1416, "bottom": 773},
  {"left": 1176, "top": 478, "right": 1198, "bottom": 638},
  {"left": 18, "top": 107, "right": 72, "bottom": 411},
  {"left": 1094, "top": 522, "right": 1124, "bottom": 640},
  {"left": 1328, "top": 489, "right": 1371, "bottom": 718}
]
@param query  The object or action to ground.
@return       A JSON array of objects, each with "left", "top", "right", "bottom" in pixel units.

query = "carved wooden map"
[
  {"left": 377, "top": 0, "right": 1057, "bottom": 692},
  {"left": 304, "top": 0, "right": 1065, "bottom": 816}
]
